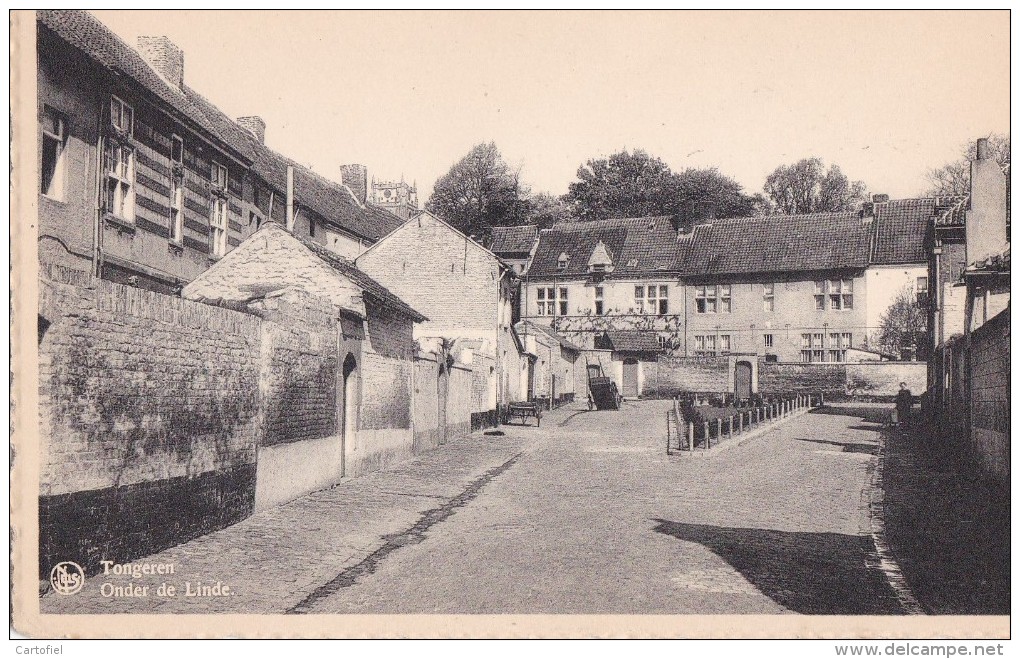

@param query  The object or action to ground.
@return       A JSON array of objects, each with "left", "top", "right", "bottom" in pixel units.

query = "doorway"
[
  {"left": 342, "top": 353, "right": 358, "bottom": 477},
  {"left": 622, "top": 358, "right": 640, "bottom": 398},
  {"left": 734, "top": 360, "right": 752, "bottom": 402}
]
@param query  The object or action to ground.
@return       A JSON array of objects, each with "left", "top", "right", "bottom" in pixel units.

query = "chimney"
[
  {"left": 966, "top": 138, "right": 1008, "bottom": 266},
  {"left": 340, "top": 164, "right": 368, "bottom": 205},
  {"left": 137, "top": 36, "right": 184, "bottom": 89},
  {"left": 237, "top": 116, "right": 266, "bottom": 144},
  {"left": 871, "top": 193, "right": 889, "bottom": 204}
]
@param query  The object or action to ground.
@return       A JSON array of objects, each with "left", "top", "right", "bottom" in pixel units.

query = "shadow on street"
[{"left": 651, "top": 519, "right": 903, "bottom": 614}]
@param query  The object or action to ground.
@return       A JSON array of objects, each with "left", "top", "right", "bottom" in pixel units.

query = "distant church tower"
[{"left": 370, "top": 175, "right": 419, "bottom": 220}]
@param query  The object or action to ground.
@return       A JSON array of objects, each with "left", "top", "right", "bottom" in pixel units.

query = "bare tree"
[
  {"left": 876, "top": 285, "right": 927, "bottom": 359},
  {"left": 926, "top": 133, "right": 1010, "bottom": 196},
  {"left": 763, "top": 157, "right": 868, "bottom": 215}
]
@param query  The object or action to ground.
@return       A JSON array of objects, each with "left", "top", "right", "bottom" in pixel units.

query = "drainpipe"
[{"left": 92, "top": 94, "right": 107, "bottom": 278}]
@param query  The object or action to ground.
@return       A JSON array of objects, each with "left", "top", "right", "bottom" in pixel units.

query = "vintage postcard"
[{"left": 11, "top": 9, "right": 1010, "bottom": 640}]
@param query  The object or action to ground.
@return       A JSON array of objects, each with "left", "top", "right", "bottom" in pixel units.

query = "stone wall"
[{"left": 969, "top": 309, "right": 1009, "bottom": 486}]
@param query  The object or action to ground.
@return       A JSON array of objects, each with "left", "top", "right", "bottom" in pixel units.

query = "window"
[
  {"left": 657, "top": 335, "right": 669, "bottom": 350},
  {"left": 694, "top": 334, "right": 718, "bottom": 356},
  {"left": 695, "top": 285, "right": 718, "bottom": 313},
  {"left": 762, "top": 283, "right": 774, "bottom": 312},
  {"left": 916, "top": 276, "right": 929, "bottom": 307},
  {"left": 594, "top": 286, "right": 604, "bottom": 315},
  {"left": 210, "top": 197, "right": 228, "bottom": 257},
  {"left": 169, "top": 176, "right": 183, "bottom": 243},
  {"left": 720, "top": 284, "right": 732, "bottom": 313},
  {"left": 557, "top": 253, "right": 570, "bottom": 271},
  {"left": 211, "top": 162, "right": 228, "bottom": 190},
  {"left": 634, "top": 285, "right": 667, "bottom": 314},
  {"left": 536, "top": 287, "right": 568, "bottom": 316},
  {"left": 719, "top": 335, "right": 731, "bottom": 354},
  {"left": 105, "top": 143, "right": 135, "bottom": 221},
  {"left": 41, "top": 106, "right": 66, "bottom": 199},
  {"left": 657, "top": 285, "right": 669, "bottom": 314},
  {"left": 109, "top": 95, "right": 133, "bottom": 136},
  {"left": 170, "top": 134, "right": 184, "bottom": 165},
  {"left": 800, "top": 333, "right": 827, "bottom": 362},
  {"left": 764, "top": 333, "right": 774, "bottom": 349},
  {"left": 815, "top": 279, "right": 854, "bottom": 310}
]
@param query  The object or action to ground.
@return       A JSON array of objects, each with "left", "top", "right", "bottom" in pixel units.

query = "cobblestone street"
[{"left": 41, "top": 401, "right": 1001, "bottom": 615}]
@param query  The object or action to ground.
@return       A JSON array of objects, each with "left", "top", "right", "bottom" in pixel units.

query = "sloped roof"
[
  {"left": 40, "top": 10, "right": 404, "bottom": 244},
  {"left": 599, "top": 330, "right": 662, "bottom": 353},
  {"left": 933, "top": 195, "right": 969, "bottom": 228},
  {"left": 679, "top": 212, "right": 873, "bottom": 277},
  {"left": 489, "top": 224, "right": 539, "bottom": 254},
  {"left": 516, "top": 320, "right": 582, "bottom": 352},
  {"left": 289, "top": 228, "right": 427, "bottom": 322},
  {"left": 38, "top": 10, "right": 250, "bottom": 163},
  {"left": 529, "top": 216, "right": 682, "bottom": 278},
  {"left": 184, "top": 89, "right": 405, "bottom": 242},
  {"left": 870, "top": 198, "right": 935, "bottom": 265}
]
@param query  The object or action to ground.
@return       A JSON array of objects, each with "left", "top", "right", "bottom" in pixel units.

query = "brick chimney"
[
  {"left": 237, "top": 116, "right": 266, "bottom": 144},
  {"left": 871, "top": 193, "right": 889, "bottom": 203},
  {"left": 340, "top": 164, "right": 368, "bottom": 205},
  {"left": 965, "top": 137, "right": 1008, "bottom": 267},
  {"left": 137, "top": 36, "right": 184, "bottom": 89}
]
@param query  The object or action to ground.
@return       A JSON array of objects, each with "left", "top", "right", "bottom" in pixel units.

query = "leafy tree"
[
  {"left": 875, "top": 285, "right": 927, "bottom": 360},
  {"left": 563, "top": 149, "right": 757, "bottom": 226},
  {"left": 925, "top": 133, "right": 1010, "bottom": 197},
  {"left": 763, "top": 157, "right": 868, "bottom": 215},
  {"left": 525, "top": 192, "right": 572, "bottom": 229},
  {"left": 426, "top": 142, "right": 531, "bottom": 237}
]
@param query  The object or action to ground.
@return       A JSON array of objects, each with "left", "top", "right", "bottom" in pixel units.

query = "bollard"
[
  {"left": 716, "top": 418, "right": 722, "bottom": 441},
  {"left": 738, "top": 412, "right": 744, "bottom": 434},
  {"left": 728, "top": 415, "right": 734, "bottom": 439},
  {"left": 703, "top": 421, "right": 709, "bottom": 448},
  {"left": 756, "top": 408, "right": 761, "bottom": 425},
  {"left": 688, "top": 422, "right": 695, "bottom": 453}
]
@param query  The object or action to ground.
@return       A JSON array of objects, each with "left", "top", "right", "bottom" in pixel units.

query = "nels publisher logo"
[{"left": 50, "top": 561, "right": 85, "bottom": 595}]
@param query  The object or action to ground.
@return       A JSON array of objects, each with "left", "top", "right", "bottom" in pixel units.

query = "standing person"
[{"left": 894, "top": 382, "right": 913, "bottom": 427}]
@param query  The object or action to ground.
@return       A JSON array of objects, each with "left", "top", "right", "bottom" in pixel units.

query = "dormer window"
[
  {"left": 109, "top": 95, "right": 133, "bottom": 137},
  {"left": 587, "top": 240, "right": 614, "bottom": 274},
  {"left": 557, "top": 252, "right": 570, "bottom": 271},
  {"left": 211, "top": 162, "right": 228, "bottom": 190}
]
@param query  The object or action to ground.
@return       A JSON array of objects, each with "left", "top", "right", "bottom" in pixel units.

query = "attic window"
[
  {"left": 626, "top": 259, "right": 638, "bottom": 268},
  {"left": 557, "top": 252, "right": 570, "bottom": 271}
]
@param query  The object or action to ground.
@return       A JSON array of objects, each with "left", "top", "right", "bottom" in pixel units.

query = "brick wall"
[
  {"left": 845, "top": 362, "right": 928, "bottom": 397},
  {"left": 38, "top": 271, "right": 262, "bottom": 575},
  {"left": 255, "top": 292, "right": 339, "bottom": 446},
  {"left": 360, "top": 302, "right": 413, "bottom": 431},
  {"left": 648, "top": 356, "right": 730, "bottom": 397},
  {"left": 759, "top": 362, "right": 847, "bottom": 396},
  {"left": 969, "top": 309, "right": 1009, "bottom": 486}
]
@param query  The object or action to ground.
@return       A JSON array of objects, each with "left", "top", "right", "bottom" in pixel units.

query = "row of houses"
[{"left": 35, "top": 10, "right": 547, "bottom": 575}]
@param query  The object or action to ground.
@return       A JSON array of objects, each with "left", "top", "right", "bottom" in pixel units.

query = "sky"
[{"left": 92, "top": 10, "right": 1010, "bottom": 203}]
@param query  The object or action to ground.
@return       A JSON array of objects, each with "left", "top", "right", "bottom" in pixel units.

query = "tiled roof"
[
  {"left": 516, "top": 320, "right": 582, "bottom": 352},
  {"left": 489, "top": 225, "right": 539, "bottom": 255},
  {"left": 38, "top": 11, "right": 249, "bottom": 162},
  {"left": 529, "top": 216, "right": 683, "bottom": 278},
  {"left": 40, "top": 10, "right": 403, "bottom": 244},
  {"left": 966, "top": 245, "right": 1010, "bottom": 274},
  {"left": 870, "top": 198, "right": 936, "bottom": 265},
  {"left": 679, "top": 212, "right": 873, "bottom": 277},
  {"left": 600, "top": 330, "right": 662, "bottom": 353},
  {"left": 933, "top": 195, "right": 969, "bottom": 228},
  {"left": 288, "top": 227, "right": 427, "bottom": 322},
  {"left": 184, "top": 90, "right": 405, "bottom": 243}
]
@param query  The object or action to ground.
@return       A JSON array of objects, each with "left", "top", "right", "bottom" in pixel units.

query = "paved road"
[{"left": 43, "top": 400, "right": 917, "bottom": 615}]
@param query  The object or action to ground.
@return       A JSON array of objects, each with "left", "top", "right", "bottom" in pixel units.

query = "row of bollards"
[{"left": 669, "top": 393, "right": 820, "bottom": 454}]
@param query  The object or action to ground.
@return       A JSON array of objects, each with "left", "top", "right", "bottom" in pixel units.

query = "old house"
[
  {"left": 515, "top": 320, "right": 584, "bottom": 407},
  {"left": 356, "top": 210, "right": 525, "bottom": 425},
  {"left": 37, "top": 10, "right": 403, "bottom": 295},
  {"left": 182, "top": 222, "right": 427, "bottom": 508}
]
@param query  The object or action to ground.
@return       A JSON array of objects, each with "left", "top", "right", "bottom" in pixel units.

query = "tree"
[
  {"left": 563, "top": 149, "right": 757, "bottom": 227},
  {"left": 525, "top": 192, "right": 572, "bottom": 229},
  {"left": 426, "top": 142, "right": 531, "bottom": 237},
  {"left": 763, "top": 157, "right": 868, "bottom": 215},
  {"left": 875, "top": 285, "right": 927, "bottom": 360},
  {"left": 925, "top": 133, "right": 1010, "bottom": 196}
]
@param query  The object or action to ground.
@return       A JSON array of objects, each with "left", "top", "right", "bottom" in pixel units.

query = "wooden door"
[
  {"left": 734, "top": 360, "right": 752, "bottom": 402},
  {"left": 622, "top": 358, "right": 640, "bottom": 398}
]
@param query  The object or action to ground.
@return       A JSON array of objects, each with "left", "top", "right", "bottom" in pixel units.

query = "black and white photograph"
[{"left": 11, "top": 8, "right": 1010, "bottom": 642}]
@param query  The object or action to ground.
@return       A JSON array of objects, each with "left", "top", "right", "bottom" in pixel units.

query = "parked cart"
[{"left": 586, "top": 361, "right": 622, "bottom": 411}]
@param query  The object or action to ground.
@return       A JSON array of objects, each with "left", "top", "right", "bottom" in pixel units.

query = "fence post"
[
  {"left": 688, "top": 422, "right": 695, "bottom": 453},
  {"left": 666, "top": 411, "right": 671, "bottom": 455},
  {"left": 715, "top": 418, "right": 722, "bottom": 442},
  {"left": 738, "top": 412, "right": 744, "bottom": 434},
  {"left": 704, "top": 421, "right": 710, "bottom": 448}
]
